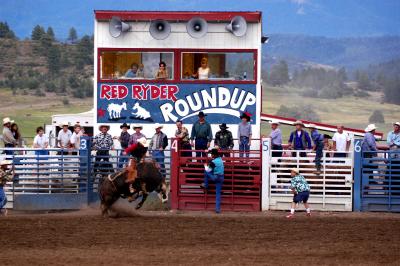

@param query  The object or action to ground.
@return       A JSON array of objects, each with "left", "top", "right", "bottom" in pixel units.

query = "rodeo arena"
[{"left": 1, "top": 11, "right": 400, "bottom": 265}]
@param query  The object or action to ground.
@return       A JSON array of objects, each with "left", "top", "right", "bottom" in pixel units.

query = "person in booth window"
[
  {"left": 125, "top": 63, "right": 139, "bottom": 78},
  {"left": 136, "top": 63, "right": 145, "bottom": 78},
  {"left": 155, "top": 61, "right": 169, "bottom": 80},
  {"left": 192, "top": 57, "right": 210, "bottom": 80}
]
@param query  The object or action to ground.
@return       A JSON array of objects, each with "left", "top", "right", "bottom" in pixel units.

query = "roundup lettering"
[{"left": 160, "top": 86, "right": 256, "bottom": 122}]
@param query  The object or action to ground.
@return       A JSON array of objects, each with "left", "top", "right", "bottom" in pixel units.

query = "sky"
[{"left": 1, "top": 0, "right": 400, "bottom": 39}]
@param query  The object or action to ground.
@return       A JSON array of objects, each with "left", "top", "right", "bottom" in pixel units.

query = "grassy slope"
[
  {"left": 261, "top": 84, "right": 400, "bottom": 141},
  {"left": 0, "top": 88, "right": 92, "bottom": 143}
]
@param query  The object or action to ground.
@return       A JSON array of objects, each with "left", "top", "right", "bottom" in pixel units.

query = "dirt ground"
[{"left": 0, "top": 209, "right": 399, "bottom": 266}]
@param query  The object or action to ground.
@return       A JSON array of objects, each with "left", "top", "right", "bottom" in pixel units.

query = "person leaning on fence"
[
  {"left": 387, "top": 122, "right": 400, "bottom": 158},
  {"left": 175, "top": 120, "right": 192, "bottom": 158},
  {"left": 129, "top": 124, "right": 146, "bottom": 145},
  {"left": 10, "top": 122, "right": 23, "bottom": 148},
  {"left": 308, "top": 124, "right": 324, "bottom": 175},
  {"left": 0, "top": 160, "right": 14, "bottom": 216},
  {"left": 116, "top": 123, "right": 131, "bottom": 168},
  {"left": 238, "top": 112, "right": 252, "bottom": 158},
  {"left": 57, "top": 122, "right": 72, "bottom": 155},
  {"left": 201, "top": 148, "right": 224, "bottom": 214},
  {"left": 2, "top": 117, "right": 17, "bottom": 155},
  {"left": 288, "top": 120, "right": 312, "bottom": 157},
  {"left": 33, "top": 126, "right": 49, "bottom": 157},
  {"left": 362, "top": 124, "right": 378, "bottom": 182},
  {"left": 93, "top": 125, "right": 114, "bottom": 175},
  {"left": 269, "top": 120, "right": 283, "bottom": 157},
  {"left": 214, "top": 123, "right": 234, "bottom": 157},
  {"left": 70, "top": 124, "right": 83, "bottom": 155},
  {"left": 149, "top": 124, "right": 168, "bottom": 176},
  {"left": 190, "top": 111, "right": 213, "bottom": 158},
  {"left": 286, "top": 168, "right": 311, "bottom": 219},
  {"left": 332, "top": 125, "right": 350, "bottom": 157}
]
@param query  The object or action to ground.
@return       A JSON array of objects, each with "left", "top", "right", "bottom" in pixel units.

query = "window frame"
[{"left": 97, "top": 48, "right": 257, "bottom": 84}]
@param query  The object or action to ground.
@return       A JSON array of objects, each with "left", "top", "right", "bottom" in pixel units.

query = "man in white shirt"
[
  {"left": 57, "top": 122, "right": 72, "bottom": 155},
  {"left": 70, "top": 124, "right": 83, "bottom": 155},
  {"left": 332, "top": 125, "right": 350, "bottom": 157}
]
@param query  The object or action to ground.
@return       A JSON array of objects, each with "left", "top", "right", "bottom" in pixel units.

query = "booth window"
[
  {"left": 100, "top": 51, "right": 174, "bottom": 80},
  {"left": 181, "top": 52, "right": 255, "bottom": 81}
]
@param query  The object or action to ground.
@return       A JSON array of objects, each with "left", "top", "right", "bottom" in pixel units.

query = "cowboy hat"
[
  {"left": 393, "top": 122, "right": 400, "bottom": 127},
  {"left": 154, "top": 123, "right": 163, "bottom": 129},
  {"left": 60, "top": 122, "right": 70, "bottom": 127},
  {"left": 137, "top": 137, "right": 148, "bottom": 148},
  {"left": 0, "top": 160, "right": 12, "bottom": 166},
  {"left": 3, "top": 117, "right": 14, "bottom": 125},
  {"left": 365, "top": 124, "right": 377, "bottom": 132},
  {"left": 307, "top": 123, "right": 317, "bottom": 129},
  {"left": 120, "top": 123, "right": 130, "bottom": 129},
  {"left": 132, "top": 124, "right": 143, "bottom": 129},
  {"left": 323, "top": 134, "right": 332, "bottom": 139},
  {"left": 269, "top": 120, "right": 280, "bottom": 125},
  {"left": 98, "top": 124, "right": 110, "bottom": 131},
  {"left": 240, "top": 112, "right": 252, "bottom": 120},
  {"left": 198, "top": 111, "right": 207, "bottom": 117},
  {"left": 293, "top": 120, "right": 305, "bottom": 126},
  {"left": 208, "top": 148, "right": 220, "bottom": 156},
  {"left": 219, "top": 123, "right": 229, "bottom": 129},
  {"left": 290, "top": 168, "right": 300, "bottom": 174}
]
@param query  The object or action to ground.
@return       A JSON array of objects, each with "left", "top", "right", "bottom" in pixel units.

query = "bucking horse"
[{"left": 98, "top": 160, "right": 167, "bottom": 217}]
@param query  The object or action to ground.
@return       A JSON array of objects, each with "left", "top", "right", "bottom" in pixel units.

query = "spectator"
[
  {"left": 288, "top": 120, "right": 312, "bottom": 157},
  {"left": 136, "top": 63, "right": 145, "bottom": 78},
  {"left": 238, "top": 112, "right": 252, "bottom": 158},
  {"left": 117, "top": 123, "right": 131, "bottom": 168},
  {"left": 93, "top": 125, "right": 114, "bottom": 175},
  {"left": 0, "top": 160, "right": 14, "bottom": 216},
  {"left": 129, "top": 124, "right": 146, "bottom": 145},
  {"left": 214, "top": 123, "right": 234, "bottom": 157},
  {"left": 33, "top": 126, "right": 49, "bottom": 156},
  {"left": 191, "top": 111, "right": 213, "bottom": 158},
  {"left": 125, "top": 63, "right": 139, "bottom": 78},
  {"left": 323, "top": 134, "right": 334, "bottom": 158},
  {"left": 2, "top": 117, "right": 17, "bottom": 155},
  {"left": 308, "top": 124, "right": 324, "bottom": 174},
  {"left": 10, "top": 123, "right": 23, "bottom": 148},
  {"left": 286, "top": 168, "right": 311, "bottom": 218},
  {"left": 269, "top": 120, "right": 282, "bottom": 157},
  {"left": 70, "top": 124, "right": 83, "bottom": 154},
  {"left": 155, "top": 61, "right": 169, "bottom": 80},
  {"left": 332, "top": 125, "right": 351, "bottom": 157},
  {"left": 362, "top": 124, "right": 378, "bottom": 157},
  {"left": 201, "top": 148, "right": 224, "bottom": 214},
  {"left": 57, "top": 122, "right": 72, "bottom": 155},
  {"left": 387, "top": 122, "right": 400, "bottom": 158},
  {"left": 149, "top": 124, "right": 168, "bottom": 176},
  {"left": 175, "top": 120, "right": 191, "bottom": 158}
]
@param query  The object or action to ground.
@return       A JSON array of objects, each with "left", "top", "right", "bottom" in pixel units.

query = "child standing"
[
  {"left": 201, "top": 148, "right": 224, "bottom": 213},
  {"left": 0, "top": 160, "right": 14, "bottom": 216},
  {"left": 286, "top": 168, "right": 311, "bottom": 218},
  {"left": 238, "top": 112, "right": 252, "bottom": 158}
]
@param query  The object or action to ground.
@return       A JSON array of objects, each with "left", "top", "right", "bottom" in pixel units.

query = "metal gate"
[
  {"left": 170, "top": 139, "right": 262, "bottom": 211},
  {"left": 354, "top": 139, "right": 400, "bottom": 212},
  {"left": 262, "top": 138, "right": 353, "bottom": 211}
]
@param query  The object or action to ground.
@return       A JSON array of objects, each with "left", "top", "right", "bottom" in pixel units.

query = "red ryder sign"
[{"left": 100, "top": 84, "right": 179, "bottom": 101}]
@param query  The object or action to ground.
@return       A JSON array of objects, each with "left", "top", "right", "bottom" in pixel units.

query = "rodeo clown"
[
  {"left": 201, "top": 148, "right": 225, "bottom": 213},
  {"left": 0, "top": 160, "right": 14, "bottom": 216},
  {"left": 123, "top": 137, "right": 149, "bottom": 200}
]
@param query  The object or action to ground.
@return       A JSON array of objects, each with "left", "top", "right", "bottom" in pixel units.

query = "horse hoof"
[{"left": 135, "top": 204, "right": 143, "bottom": 210}]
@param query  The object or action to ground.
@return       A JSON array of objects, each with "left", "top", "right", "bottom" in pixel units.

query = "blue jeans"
[
  {"left": 118, "top": 151, "right": 129, "bottom": 169},
  {"left": 204, "top": 171, "right": 224, "bottom": 213},
  {"left": 315, "top": 141, "right": 324, "bottom": 169},
  {"left": 0, "top": 187, "right": 7, "bottom": 209},
  {"left": 152, "top": 150, "right": 165, "bottom": 175},
  {"left": 195, "top": 138, "right": 208, "bottom": 158},
  {"left": 239, "top": 137, "right": 250, "bottom": 158}
]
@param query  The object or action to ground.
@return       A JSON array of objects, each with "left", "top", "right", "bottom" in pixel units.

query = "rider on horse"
[{"left": 123, "top": 137, "right": 148, "bottom": 199}]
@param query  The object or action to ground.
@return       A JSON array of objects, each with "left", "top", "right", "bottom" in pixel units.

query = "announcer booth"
[{"left": 94, "top": 11, "right": 263, "bottom": 211}]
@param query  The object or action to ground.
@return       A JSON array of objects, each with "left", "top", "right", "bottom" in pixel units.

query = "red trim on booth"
[{"left": 95, "top": 10, "right": 262, "bottom": 22}]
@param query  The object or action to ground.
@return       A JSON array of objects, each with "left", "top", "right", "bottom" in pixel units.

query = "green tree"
[
  {"left": 68, "top": 27, "right": 78, "bottom": 43},
  {"left": 75, "top": 35, "right": 93, "bottom": 66},
  {"left": 268, "top": 60, "right": 290, "bottom": 86},
  {"left": 31, "top": 25, "right": 45, "bottom": 40},
  {"left": 369, "top": 110, "right": 385, "bottom": 123},
  {"left": 46, "top": 26, "right": 55, "bottom": 41},
  {"left": 0, "top": 21, "right": 16, "bottom": 39},
  {"left": 383, "top": 78, "right": 400, "bottom": 105},
  {"left": 47, "top": 45, "right": 61, "bottom": 74},
  {"left": 357, "top": 71, "right": 372, "bottom": 91}
]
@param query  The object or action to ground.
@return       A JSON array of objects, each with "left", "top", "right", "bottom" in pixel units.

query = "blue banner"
[{"left": 96, "top": 83, "right": 257, "bottom": 124}]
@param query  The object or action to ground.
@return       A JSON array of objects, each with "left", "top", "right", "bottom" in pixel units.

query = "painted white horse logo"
[
  {"left": 131, "top": 102, "right": 152, "bottom": 120},
  {"left": 107, "top": 102, "right": 127, "bottom": 119}
]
